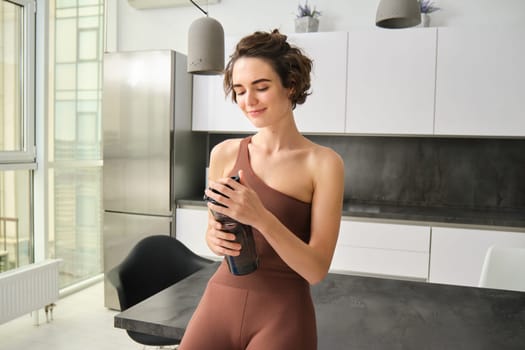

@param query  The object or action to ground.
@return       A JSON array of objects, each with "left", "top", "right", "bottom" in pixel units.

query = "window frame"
[{"left": 0, "top": 0, "right": 36, "bottom": 166}]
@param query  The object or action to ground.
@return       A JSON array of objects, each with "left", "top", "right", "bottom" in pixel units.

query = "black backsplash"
[{"left": 208, "top": 134, "right": 525, "bottom": 211}]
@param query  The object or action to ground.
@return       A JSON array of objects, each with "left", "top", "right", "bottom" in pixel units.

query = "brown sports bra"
[{"left": 210, "top": 136, "right": 313, "bottom": 289}]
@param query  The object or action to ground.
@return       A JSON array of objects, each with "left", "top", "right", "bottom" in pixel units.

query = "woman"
[{"left": 179, "top": 29, "right": 344, "bottom": 350}]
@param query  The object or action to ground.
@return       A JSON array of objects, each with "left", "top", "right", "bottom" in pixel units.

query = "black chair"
[{"left": 107, "top": 235, "right": 213, "bottom": 347}]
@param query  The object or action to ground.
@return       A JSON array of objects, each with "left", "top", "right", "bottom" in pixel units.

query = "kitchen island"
[{"left": 114, "top": 262, "right": 525, "bottom": 349}]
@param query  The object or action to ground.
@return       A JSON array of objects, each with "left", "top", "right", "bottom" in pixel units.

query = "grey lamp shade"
[
  {"left": 376, "top": 0, "right": 421, "bottom": 29},
  {"left": 187, "top": 16, "right": 225, "bottom": 75}
]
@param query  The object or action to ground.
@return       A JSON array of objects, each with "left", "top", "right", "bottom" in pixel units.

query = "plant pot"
[{"left": 295, "top": 17, "right": 319, "bottom": 33}]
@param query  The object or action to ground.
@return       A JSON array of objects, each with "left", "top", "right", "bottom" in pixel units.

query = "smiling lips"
[{"left": 247, "top": 108, "right": 266, "bottom": 117}]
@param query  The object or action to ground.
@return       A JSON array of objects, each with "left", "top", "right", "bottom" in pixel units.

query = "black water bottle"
[{"left": 204, "top": 175, "right": 258, "bottom": 275}]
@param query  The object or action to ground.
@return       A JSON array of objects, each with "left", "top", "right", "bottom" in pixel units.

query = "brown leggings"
[{"left": 179, "top": 281, "right": 317, "bottom": 350}]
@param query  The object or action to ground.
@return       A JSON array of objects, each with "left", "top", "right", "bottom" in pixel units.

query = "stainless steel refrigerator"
[{"left": 102, "top": 50, "right": 206, "bottom": 310}]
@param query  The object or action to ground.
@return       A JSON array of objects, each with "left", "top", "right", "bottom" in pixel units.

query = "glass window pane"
[
  {"left": 55, "top": 63, "right": 77, "bottom": 90},
  {"left": 0, "top": 170, "right": 32, "bottom": 272},
  {"left": 78, "top": 100, "right": 97, "bottom": 112},
  {"left": 56, "top": 0, "right": 77, "bottom": 8},
  {"left": 48, "top": 0, "right": 104, "bottom": 289},
  {"left": 77, "top": 62, "right": 98, "bottom": 90},
  {"left": 53, "top": 167, "right": 102, "bottom": 287},
  {"left": 55, "top": 19, "right": 77, "bottom": 62},
  {"left": 78, "top": 90, "right": 98, "bottom": 100},
  {"left": 78, "top": 112, "right": 97, "bottom": 143},
  {"left": 55, "top": 101, "right": 76, "bottom": 142},
  {"left": 0, "top": 1, "right": 23, "bottom": 152},
  {"left": 79, "top": 5, "right": 101, "bottom": 17},
  {"left": 79, "top": 16, "right": 99, "bottom": 29},
  {"left": 56, "top": 90, "right": 77, "bottom": 100},
  {"left": 79, "top": 0, "right": 100, "bottom": 6},
  {"left": 56, "top": 7, "right": 78, "bottom": 18},
  {"left": 78, "top": 29, "right": 98, "bottom": 60}
]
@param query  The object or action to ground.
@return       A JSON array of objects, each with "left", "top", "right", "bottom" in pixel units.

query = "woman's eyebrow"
[
  {"left": 251, "top": 78, "right": 271, "bottom": 85},
  {"left": 233, "top": 78, "right": 272, "bottom": 89}
]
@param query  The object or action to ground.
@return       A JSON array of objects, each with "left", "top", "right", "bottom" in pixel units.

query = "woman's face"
[{"left": 231, "top": 57, "right": 293, "bottom": 128}]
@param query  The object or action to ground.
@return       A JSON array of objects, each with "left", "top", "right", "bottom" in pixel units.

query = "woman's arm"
[
  {"left": 256, "top": 149, "right": 344, "bottom": 284},
  {"left": 205, "top": 139, "right": 243, "bottom": 257},
  {"left": 207, "top": 146, "right": 344, "bottom": 285}
]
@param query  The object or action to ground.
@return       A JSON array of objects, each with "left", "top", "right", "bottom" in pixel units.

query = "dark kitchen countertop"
[
  {"left": 341, "top": 201, "right": 525, "bottom": 229},
  {"left": 177, "top": 198, "right": 525, "bottom": 230},
  {"left": 115, "top": 261, "right": 525, "bottom": 350}
]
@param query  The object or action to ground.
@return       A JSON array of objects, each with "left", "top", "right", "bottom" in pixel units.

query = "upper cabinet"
[
  {"left": 192, "top": 37, "right": 255, "bottom": 133},
  {"left": 435, "top": 27, "right": 525, "bottom": 137},
  {"left": 193, "top": 27, "right": 524, "bottom": 137},
  {"left": 346, "top": 28, "right": 437, "bottom": 135},
  {"left": 192, "top": 32, "right": 347, "bottom": 134},
  {"left": 287, "top": 32, "right": 347, "bottom": 133}
]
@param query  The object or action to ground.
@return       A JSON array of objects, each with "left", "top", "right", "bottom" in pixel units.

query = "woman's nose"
[{"left": 245, "top": 90, "right": 257, "bottom": 106}]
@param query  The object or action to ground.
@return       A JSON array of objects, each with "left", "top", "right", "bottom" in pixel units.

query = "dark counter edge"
[
  {"left": 177, "top": 198, "right": 525, "bottom": 230},
  {"left": 114, "top": 262, "right": 525, "bottom": 349}
]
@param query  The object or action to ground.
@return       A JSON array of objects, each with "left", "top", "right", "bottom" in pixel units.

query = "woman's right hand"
[{"left": 205, "top": 215, "right": 242, "bottom": 257}]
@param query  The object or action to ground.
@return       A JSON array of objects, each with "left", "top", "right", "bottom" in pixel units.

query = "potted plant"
[
  {"left": 295, "top": 1, "right": 321, "bottom": 33},
  {"left": 419, "top": 0, "right": 440, "bottom": 27}
]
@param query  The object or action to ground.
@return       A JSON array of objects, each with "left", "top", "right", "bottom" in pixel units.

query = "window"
[
  {"left": 47, "top": 0, "right": 104, "bottom": 287},
  {"left": 0, "top": 0, "right": 36, "bottom": 272}
]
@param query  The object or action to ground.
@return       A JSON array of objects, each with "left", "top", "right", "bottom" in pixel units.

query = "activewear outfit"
[{"left": 179, "top": 137, "right": 316, "bottom": 350}]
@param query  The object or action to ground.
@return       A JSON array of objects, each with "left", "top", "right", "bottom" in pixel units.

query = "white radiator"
[{"left": 0, "top": 259, "right": 61, "bottom": 324}]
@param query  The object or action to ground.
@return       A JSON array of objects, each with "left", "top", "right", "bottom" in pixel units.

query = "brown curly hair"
[{"left": 223, "top": 29, "right": 313, "bottom": 110}]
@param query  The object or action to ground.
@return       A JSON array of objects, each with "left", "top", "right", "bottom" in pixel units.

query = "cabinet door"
[
  {"left": 192, "top": 33, "right": 347, "bottom": 134},
  {"left": 429, "top": 227, "right": 525, "bottom": 287},
  {"left": 435, "top": 27, "right": 525, "bottom": 137},
  {"left": 346, "top": 28, "right": 436, "bottom": 135},
  {"left": 331, "top": 220, "right": 430, "bottom": 280},
  {"left": 288, "top": 32, "right": 347, "bottom": 133},
  {"left": 192, "top": 74, "right": 215, "bottom": 131},
  {"left": 192, "top": 37, "right": 255, "bottom": 132},
  {"left": 175, "top": 207, "right": 217, "bottom": 259}
]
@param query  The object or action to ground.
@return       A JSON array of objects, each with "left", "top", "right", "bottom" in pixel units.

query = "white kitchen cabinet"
[
  {"left": 192, "top": 32, "right": 347, "bottom": 134},
  {"left": 429, "top": 226, "right": 525, "bottom": 287},
  {"left": 192, "top": 36, "right": 255, "bottom": 133},
  {"left": 331, "top": 220, "right": 431, "bottom": 280},
  {"left": 346, "top": 28, "right": 437, "bottom": 135},
  {"left": 175, "top": 207, "right": 218, "bottom": 259},
  {"left": 193, "top": 74, "right": 254, "bottom": 133},
  {"left": 434, "top": 27, "right": 525, "bottom": 137},
  {"left": 287, "top": 32, "right": 347, "bottom": 133},
  {"left": 191, "top": 74, "right": 215, "bottom": 131}
]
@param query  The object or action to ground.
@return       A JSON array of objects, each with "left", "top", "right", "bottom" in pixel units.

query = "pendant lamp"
[
  {"left": 376, "top": 0, "right": 421, "bottom": 29},
  {"left": 187, "top": 0, "right": 224, "bottom": 75}
]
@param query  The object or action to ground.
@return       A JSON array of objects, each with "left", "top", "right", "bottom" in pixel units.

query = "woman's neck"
[{"left": 253, "top": 123, "right": 305, "bottom": 153}]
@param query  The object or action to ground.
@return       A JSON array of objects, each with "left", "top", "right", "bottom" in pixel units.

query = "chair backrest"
[
  {"left": 478, "top": 246, "right": 525, "bottom": 292},
  {"left": 111, "top": 235, "right": 212, "bottom": 310}
]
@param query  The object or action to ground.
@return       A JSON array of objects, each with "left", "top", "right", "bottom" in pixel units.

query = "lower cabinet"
[
  {"left": 331, "top": 220, "right": 431, "bottom": 281},
  {"left": 429, "top": 226, "right": 525, "bottom": 287},
  {"left": 177, "top": 207, "right": 525, "bottom": 288},
  {"left": 175, "top": 207, "right": 217, "bottom": 259}
]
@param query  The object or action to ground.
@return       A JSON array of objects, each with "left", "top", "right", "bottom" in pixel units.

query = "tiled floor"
[{"left": 0, "top": 281, "right": 152, "bottom": 350}]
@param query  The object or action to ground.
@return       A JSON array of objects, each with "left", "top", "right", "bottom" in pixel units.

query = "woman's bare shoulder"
[
  {"left": 210, "top": 138, "right": 244, "bottom": 160},
  {"left": 209, "top": 138, "right": 245, "bottom": 178},
  {"left": 308, "top": 142, "right": 344, "bottom": 169},
  {"left": 305, "top": 142, "right": 344, "bottom": 186}
]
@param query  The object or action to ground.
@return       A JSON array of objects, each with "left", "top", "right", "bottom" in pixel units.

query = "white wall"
[{"left": 110, "top": 0, "right": 525, "bottom": 54}]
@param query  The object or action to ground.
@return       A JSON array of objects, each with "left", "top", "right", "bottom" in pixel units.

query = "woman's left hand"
[{"left": 204, "top": 170, "right": 267, "bottom": 227}]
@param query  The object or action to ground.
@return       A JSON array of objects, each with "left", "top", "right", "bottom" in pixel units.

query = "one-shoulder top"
[{"left": 209, "top": 136, "right": 313, "bottom": 291}]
